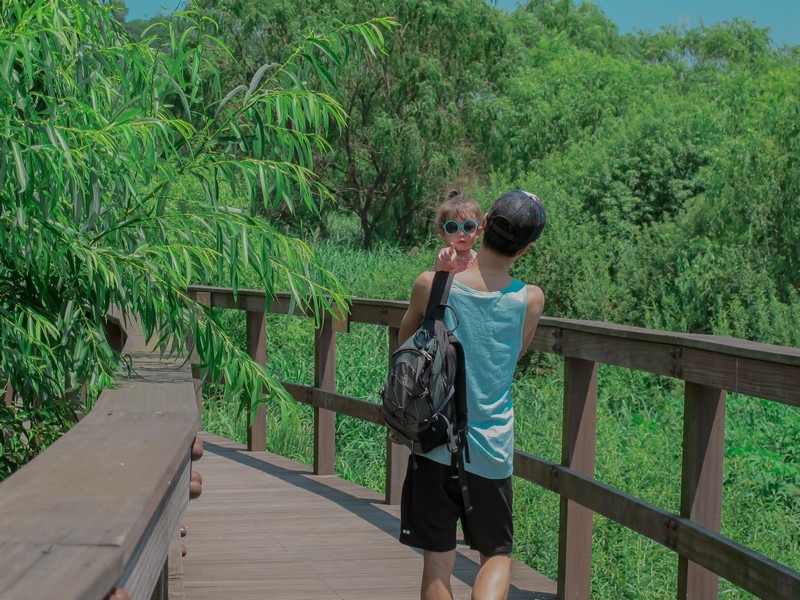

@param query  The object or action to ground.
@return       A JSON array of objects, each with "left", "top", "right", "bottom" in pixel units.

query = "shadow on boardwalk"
[{"left": 182, "top": 434, "right": 556, "bottom": 599}]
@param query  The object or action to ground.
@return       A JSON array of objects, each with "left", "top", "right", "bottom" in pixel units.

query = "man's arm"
[
  {"left": 519, "top": 284, "right": 545, "bottom": 361},
  {"left": 398, "top": 271, "right": 435, "bottom": 343}
]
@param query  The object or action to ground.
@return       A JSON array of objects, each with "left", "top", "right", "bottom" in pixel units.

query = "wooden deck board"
[{"left": 182, "top": 434, "right": 556, "bottom": 599}]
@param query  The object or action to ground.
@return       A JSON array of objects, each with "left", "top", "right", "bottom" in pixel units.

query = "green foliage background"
[{"left": 155, "top": 0, "right": 800, "bottom": 347}]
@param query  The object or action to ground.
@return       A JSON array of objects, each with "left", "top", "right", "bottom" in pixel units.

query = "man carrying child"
[{"left": 398, "top": 189, "right": 547, "bottom": 600}]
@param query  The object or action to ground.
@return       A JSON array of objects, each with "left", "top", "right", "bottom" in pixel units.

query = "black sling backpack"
[{"left": 380, "top": 270, "right": 471, "bottom": 512}]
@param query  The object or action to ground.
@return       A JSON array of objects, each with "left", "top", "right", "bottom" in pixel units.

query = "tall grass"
[{"left": 201, "top": 240, "right": 800, "bottom": 599}]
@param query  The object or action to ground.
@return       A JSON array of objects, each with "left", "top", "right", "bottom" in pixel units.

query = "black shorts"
[{"left": 399, "top": 455, "right": 513, "bottom": 556}]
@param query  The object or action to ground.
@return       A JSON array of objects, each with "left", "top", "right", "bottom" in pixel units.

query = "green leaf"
[{"left": 11, "top": 141, "right": 27, "bottom": 192}]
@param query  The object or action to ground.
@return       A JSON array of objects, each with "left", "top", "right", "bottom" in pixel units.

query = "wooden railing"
[
  {"left": 0, "top": 315, "right": 201, "bottom": 600},
  {"left": 188, "top": 285, "right": 800, "bottom": 600}
]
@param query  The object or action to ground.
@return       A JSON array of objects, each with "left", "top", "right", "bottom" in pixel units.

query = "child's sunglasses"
[{"left": 442, "top": 219, "right": 479, "bottom": 235}]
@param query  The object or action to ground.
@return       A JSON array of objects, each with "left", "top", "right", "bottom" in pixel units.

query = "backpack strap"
[
  {"left": 453, "top": 340, "right": 468, "bottom": 441},
  {"left": 451, "top": 339, "right": 472, "bottom": 514},
  {"left": 424, "top": 270, "right": 454, "bottom": 322},
  {"left": 427, "top": 271, "right": 473, "bottom": 514}
]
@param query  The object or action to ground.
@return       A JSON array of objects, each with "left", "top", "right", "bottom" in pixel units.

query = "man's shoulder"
[
  {"left": 524, "top": 282, "right": 544, "bottom": 295},
  {"left": 409, "top": 270, "right": 438, "bottom": 308},
  {"left": 524, "top": 283, "right": 545, "bottom": 313},
  {"left": 416, "top": 270, "right": 436, "bottom": 285},
  {"left": 412, "top": 270, "right": 437, "bottom": 294}
]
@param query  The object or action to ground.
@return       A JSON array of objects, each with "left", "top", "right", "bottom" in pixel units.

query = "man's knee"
[
  {"left": 423, "top": 549, "right": 457, "bottom": 575},
  {"left": 478, "top": 552, "right": 510, "bottom": 567},
  {"left": 421, "top": 550, "right": 457, "bottom": 600}
]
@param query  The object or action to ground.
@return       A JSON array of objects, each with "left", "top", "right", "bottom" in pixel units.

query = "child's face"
[{"left": 439, "top": 213, "right": 482, "bottom": 253}]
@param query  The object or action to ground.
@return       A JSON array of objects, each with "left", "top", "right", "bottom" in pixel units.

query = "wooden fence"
[
  {"left": 0, "top": 315, "right": 200, "bottom": 600},
  {"left": 188, "top": 285, "right": 800, "bottom": 600}
]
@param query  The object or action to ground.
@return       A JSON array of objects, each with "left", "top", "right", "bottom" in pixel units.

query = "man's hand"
[{"left": 436, "top": 243, "right": 458, "bottom": 271}]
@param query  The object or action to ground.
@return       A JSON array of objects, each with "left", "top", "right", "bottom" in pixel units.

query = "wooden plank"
[
  {"left": 0, "top": 543, "right": 121, "bottom": 600},
  {"left": 117, "top": 459, "right": 190, "bottom": 600},
  {"left": 167, "top": 529, "right": 184, "bottom": 600},
  {"left": 149, "top": 561, "right": 169, "bottom": 600},
  {"left": 349, "top": 301, "right": 407, "bottom": 328},
  {"left": 331, "top": 301, "right": 350, "bottom": 333},
  {"left": 384, "top": 326, "right": 409, "bottom": 505},
  {"left": 530, "top": 325, "right": 800, "bottom": 406},
  {"left": 186, "top": 290, "right": 210, "bottom": 430},
  {"left": 246, "top": 310, "right": 267, "bottom": 452},
  {"left": 182, "top": 434, "right": 556, "bottom": 600},
  {"left": 0, "top": 412, "right": 193, "bottom": 550},
  {"left": 514, "top": 452, "right": 800, "bottom": 598},
  {"left": 187, "top": 286, "right": 409, "bottom": 327},
  {"left": 679, "top": 346, "right": 799, "bottom": 406},
  {"left": 679, "top": 383, "right": 726, "bottom": 600},
  {"left": 282, "top": 383, "right": 381, "bottom": 423},
  {"left": 558, "top": 357, "right": 598, "bottom": 599},
  {"left": 187, "top": 287, "right": 296, "bottom": 316},
  {"left": 314, "top": 317, "right": 336, "bottom": 475},
  {"left": 534, "top": 318, "right": 800, "bottom": 365},
  {"left": 105, "top": 319, "right": 126, "bottom": 353},
  {"left": 207, "top": 288, "right": 268, "bottom": 313}
]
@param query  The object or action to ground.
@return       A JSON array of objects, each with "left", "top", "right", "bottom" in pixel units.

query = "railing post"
[
  {"left": 678, "top": 382, "right": 726, "bottom": 600},
  {"left": 105, "top": 319, "right": 125, "bottom": 353},
  {"left": 558, "top": 356, "right": 598, "bottom": 600},
  {"left": 246, "top": 309, "right": 267, "bottom": 452},
  {"left": 187, "top": 291, "right": 211, "bottom": 433},
  {"left": 148, "top": 559, "right": 168, "bottom": 600},
  {"left": 385, "top": 326, "right": 409, "bottom": 504},
  {"left": 314, "top": 315, "right": 336, "bottom": 475},
  {"left": 167, "top": 526, "right": 184, "bottom": 600}
]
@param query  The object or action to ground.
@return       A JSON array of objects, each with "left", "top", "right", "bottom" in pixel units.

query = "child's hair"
[{"left": 434, "top": 189, "right": 483, "bottom": 230}]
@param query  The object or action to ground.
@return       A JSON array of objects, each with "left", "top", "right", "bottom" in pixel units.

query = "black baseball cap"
[{"left": 485, "top": 190, "right": 546, "bottom": 246}]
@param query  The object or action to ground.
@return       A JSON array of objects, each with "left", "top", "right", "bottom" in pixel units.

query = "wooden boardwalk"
[{"left": 181, "top": 434, "right": 556, "bottom": 599}]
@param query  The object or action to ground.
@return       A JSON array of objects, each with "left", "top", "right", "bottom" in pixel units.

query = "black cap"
[{"left": 485, "top": 190, "right": 546, "bottom": 246}]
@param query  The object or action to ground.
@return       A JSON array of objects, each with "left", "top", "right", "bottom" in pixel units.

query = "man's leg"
[
  {"left": 421, "top": 549, "right": 457, "bottom": 600},
  {"left": 471, "top": 553, "right": 511, "bottom": 600}
]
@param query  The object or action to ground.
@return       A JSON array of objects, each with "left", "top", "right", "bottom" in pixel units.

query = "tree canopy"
[{"left": 190, "top": 0, "right": 509, "bottom": 247}]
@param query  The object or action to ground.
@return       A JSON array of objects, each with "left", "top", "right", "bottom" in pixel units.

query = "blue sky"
[{"left": 125, "top": 1, "right": 799, "bottom": 48}]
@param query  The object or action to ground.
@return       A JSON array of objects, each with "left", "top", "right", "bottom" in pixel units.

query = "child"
[{"left": 433, "top": 190, "right": 483, "bottom": 273}]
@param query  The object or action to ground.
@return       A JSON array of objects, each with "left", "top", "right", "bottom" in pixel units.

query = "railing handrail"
[
  {"left": 0, "top": 315, "right": 198, "bottom": 600},
  {"left": 187, "top": 285, "right": 800, "bottom": 368},
  {"left": 187, "top": 284, "right": 800, "bottom": 599}
]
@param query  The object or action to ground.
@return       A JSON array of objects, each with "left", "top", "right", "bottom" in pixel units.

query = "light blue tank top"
[{"left": 423, "top": 278, "right": 528, "bottom": 479}]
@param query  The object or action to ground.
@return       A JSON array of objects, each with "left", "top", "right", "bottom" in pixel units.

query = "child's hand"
[{"left": 436, "top": 243, "right": 458, "bottom": 271}]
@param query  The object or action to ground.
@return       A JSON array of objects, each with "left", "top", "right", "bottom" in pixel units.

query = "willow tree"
[{"left": 0, "top": 0, "right": 392, "bottom": 477}]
